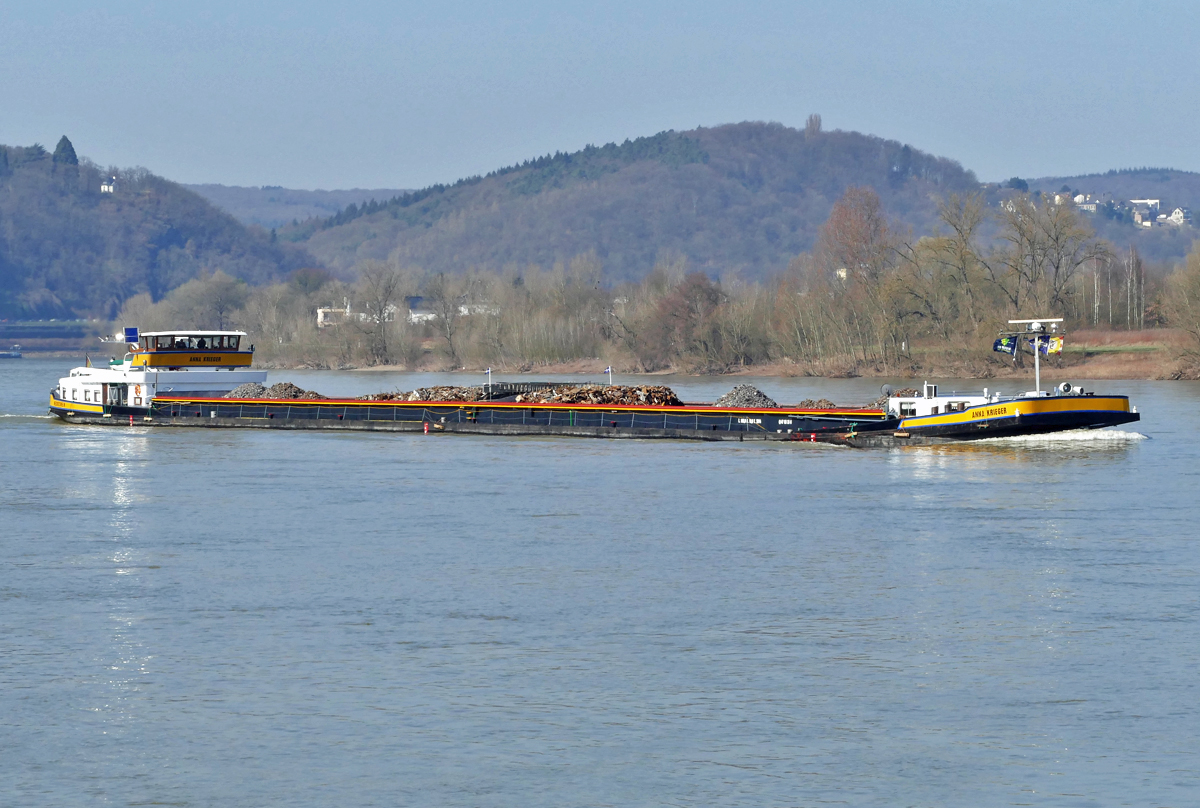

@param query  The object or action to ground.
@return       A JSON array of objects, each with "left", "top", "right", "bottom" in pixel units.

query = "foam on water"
[{"left": 977, "top": 428, "right": 1148, "bottom": 444}]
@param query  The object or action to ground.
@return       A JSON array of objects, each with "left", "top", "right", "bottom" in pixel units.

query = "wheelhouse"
[
  {"left": 130, "top": 330, "right": 253, "bottom": 369},
  {"left": 139, "top": 332, "right": 243, "bottom": 351}
]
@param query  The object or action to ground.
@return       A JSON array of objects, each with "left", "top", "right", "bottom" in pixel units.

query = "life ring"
[{"left": 134, "top": 384, "right": 142, "bottom": 395}]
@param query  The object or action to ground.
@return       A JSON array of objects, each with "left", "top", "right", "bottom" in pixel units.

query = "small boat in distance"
[{"left": 0, "top": 344, "right": 21, "bottom": 359}]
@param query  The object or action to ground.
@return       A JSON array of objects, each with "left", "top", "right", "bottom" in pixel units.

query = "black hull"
[
  {"left": 50, "top": 395, "right": 1139, "bottom": 447},
  {"left": 51, "top": 396, "right": 897, "bottom": 444},
  {"left": 904, "top": 410, "right": 1140, "bottom": 441}
]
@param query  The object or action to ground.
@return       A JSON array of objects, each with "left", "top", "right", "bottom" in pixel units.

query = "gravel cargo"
[{"left": 714, "top": 385, "right": 778, "bottom": 408}]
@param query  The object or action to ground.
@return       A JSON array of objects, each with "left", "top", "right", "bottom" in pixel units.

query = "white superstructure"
[{"left": 51, "top": 329, "right": 266, "bottom": 414}]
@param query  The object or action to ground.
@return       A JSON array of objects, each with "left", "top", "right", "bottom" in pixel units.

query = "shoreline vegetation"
[{"left": 113, "top": 185, "right": 1200, "bottom": 383}]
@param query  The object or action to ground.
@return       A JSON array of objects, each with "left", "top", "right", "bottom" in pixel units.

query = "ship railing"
[{"left": 153, "top": 399, "right": 818, "bottom": 432}]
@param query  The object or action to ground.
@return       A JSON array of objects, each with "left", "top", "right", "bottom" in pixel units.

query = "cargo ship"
[{"left": 48, "top": 323, "right": 1140, "bottom": 446}]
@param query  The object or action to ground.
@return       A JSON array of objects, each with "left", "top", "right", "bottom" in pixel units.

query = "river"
[{"left": 2, "top": 358, "right": 1197, "bottom": 806}]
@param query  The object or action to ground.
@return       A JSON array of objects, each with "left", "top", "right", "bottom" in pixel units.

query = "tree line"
[{"left": 117, "top": 184, "right": 1200, "bottom": 375}]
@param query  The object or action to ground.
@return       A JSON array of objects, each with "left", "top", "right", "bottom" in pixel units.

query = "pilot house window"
[{"left": 899, "top": 402, "right": 916, "bottom": 417}]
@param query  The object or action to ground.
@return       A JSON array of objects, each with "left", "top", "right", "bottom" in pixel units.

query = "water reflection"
[{"left": 53, "top": 427, "right": 159, "bottom": 745}]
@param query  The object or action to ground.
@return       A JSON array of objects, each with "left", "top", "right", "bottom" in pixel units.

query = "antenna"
[{"left": 1002, "top": 318, "right": 1066, "bottom": 394}]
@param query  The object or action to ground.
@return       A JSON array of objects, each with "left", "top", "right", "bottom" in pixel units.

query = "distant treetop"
[{"left": 53, "top": 136, "right": 78, "bottom": 166}]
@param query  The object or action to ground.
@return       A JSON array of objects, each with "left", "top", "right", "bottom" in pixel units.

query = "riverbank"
[
  {"left": 20, "top": 329, "right": 1198, "bottom": 380},
  {"left": 347, "top": 330, "right": 1197, "bottom": 380}
]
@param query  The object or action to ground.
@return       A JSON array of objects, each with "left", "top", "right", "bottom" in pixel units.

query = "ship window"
[
  {"left": 899, "top": 402, "right": 916, "bottom": 417},
  {"left": 72, "top": 388, "right": 77, "bottom": 400},
  {"left": 227, "top": 335, "right": 240, "bottom": 350},
  {"left": 139, "top": 337, "right": 149, "bottom": 351},
  {"left": 156, "top": 336, "right": 174, "bottom": 350},
  {"left": 930, "top": 406, "right": 939, "bottom": 415},
  {"left": 84, "top": 390, "right": 90, "bottom": 401},
  {"left": 212, "top": 335, "right": 227, "bottom": 349},
  {"left": 134, "top": 397, "right": 142, "bottom": 406}
]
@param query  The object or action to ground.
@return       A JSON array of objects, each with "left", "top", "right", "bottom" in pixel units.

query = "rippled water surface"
[{"left": 2, "top": 360, "right": 1198, "bottom": 806}]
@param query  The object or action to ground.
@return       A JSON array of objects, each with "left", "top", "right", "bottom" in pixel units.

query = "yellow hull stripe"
[
  {"left": 132, "top": 352, "right": 253, "bottom": 368},
  {"left": 901, "top": 396, "right": 1130, "bottom": 430},
  {"left": 49, "top": 395, "right": 104, "bottom": 414}
]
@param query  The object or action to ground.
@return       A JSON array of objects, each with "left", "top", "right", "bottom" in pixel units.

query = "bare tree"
[
  {"left": 1162, "top": 244, "right": 1200, "bottom": 352},
  {"left": 993, "top": 195, "right": 1108, "bottom": 316},
  {"left": 168, "top": 270, "right": 249, "bottom": 330},
  {"left": 424, "top": 272, "right": 470, "bottom": 367},
  {"left": 356, "top": 260, "right": 410, "bottom": 363}
]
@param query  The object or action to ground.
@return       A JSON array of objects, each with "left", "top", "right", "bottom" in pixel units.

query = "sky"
[{"left": 3, "top": 1, "right": 1198, "bottom": 190}]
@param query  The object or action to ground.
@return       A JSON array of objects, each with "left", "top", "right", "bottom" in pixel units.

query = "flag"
[
  {"left": 604, "top": 366, "right": 612, "bottom": 373},
  {"left": 992, "top": 336, "right": 1016, "bottom": 356},
  {"left": 1027, "top": 335, "right": 1065, "bottom": 356},
  {"left": 85, "top": 353, "right": 92, "bottom": 368}
]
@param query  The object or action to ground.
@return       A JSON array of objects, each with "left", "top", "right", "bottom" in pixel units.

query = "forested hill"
[
  {"left": 0, "top": 139, "right": 314, "bottom": 319},
  {"left": 1028, "top": 167, "right": 1200, "bottom": 209},
  {"left": 1028, "top": 168, "right": 1200, "bottom": 263},
  {"left": 285, "top": 122, "right": 980, "bottom": 281},
  {"left": 184, "top": 184, "right": 411, "bottom": 230}
]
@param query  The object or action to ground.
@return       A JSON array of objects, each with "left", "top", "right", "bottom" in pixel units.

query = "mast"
[{"left": 1005, "top": 318, "right": 1064, "bottom": 394}]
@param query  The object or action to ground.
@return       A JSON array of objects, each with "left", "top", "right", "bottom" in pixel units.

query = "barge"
[{"left": 48, "top": 323, "right": 1140, "bottom": 446}]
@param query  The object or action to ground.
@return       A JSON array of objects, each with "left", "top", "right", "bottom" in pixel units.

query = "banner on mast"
[
  {"left": 992, "top": 336, "right": 1017, "bottom": 355},
  {"left": 1027, "top": 335, "right": 1064, "bottom": 355}
]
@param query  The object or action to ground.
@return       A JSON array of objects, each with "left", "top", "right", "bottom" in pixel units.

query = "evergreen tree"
[
  {"left": 53, "top": 135, "right": 79, "bottom": 165},
  {"left": 0, "top": 146, "right": 8, "bottom": 174}
]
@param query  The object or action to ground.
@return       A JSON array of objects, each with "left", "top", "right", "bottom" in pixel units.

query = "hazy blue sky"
[{"left": 3, "top": 2, "right": 1197, "bottom": 189}]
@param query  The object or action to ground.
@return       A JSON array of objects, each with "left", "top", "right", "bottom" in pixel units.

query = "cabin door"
[{"left": 106, "top": 384, "right": 124, "bottom": 406}]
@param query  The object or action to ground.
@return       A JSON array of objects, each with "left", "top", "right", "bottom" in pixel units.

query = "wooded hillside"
[
  {"left": 0, "top": 138, "right": 314, "bottom": 319},
  {"left": 185, "top": 184, "right": 411, "bottom": 230},
  {"left": 286, "top": 122, "right": 980, "bottom": 282},
  {"left": 1028, "top": 168, "right": 1200, "bottom": 263}
]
